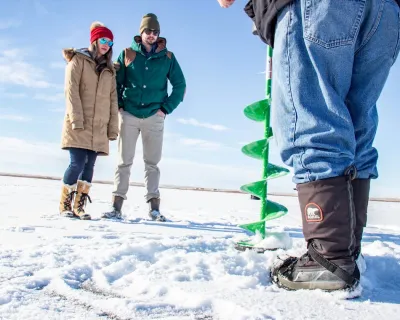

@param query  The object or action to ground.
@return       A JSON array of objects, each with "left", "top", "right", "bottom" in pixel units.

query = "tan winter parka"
[{"left": 61, "top": 48, "right": 119, "bottom": 155}]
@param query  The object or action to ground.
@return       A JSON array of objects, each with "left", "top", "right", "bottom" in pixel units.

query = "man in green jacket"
[{"left": 102, "top": 13, "right": 186, "bottom": 221}]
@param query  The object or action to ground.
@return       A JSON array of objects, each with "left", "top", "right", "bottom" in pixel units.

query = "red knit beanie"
[{"left": 90, "top": 26, "right": 114, "bottom": 44}]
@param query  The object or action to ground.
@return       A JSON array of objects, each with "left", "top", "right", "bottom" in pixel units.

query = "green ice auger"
[{"left": 235, "top": 46, "right": 290, "bottom": 252}]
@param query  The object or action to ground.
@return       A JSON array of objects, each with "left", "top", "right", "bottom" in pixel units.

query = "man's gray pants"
[{"left": 113, "top": 111, "right": 164, "bottom": 202}]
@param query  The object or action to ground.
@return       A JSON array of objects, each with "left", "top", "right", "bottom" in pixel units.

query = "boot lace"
[
  {"left": 77, "top": 193, "right": 92, "bottom": 212},
  {"left": 64, "top": 191, "right": 77, "bottom": 210},
  {"left": 280, "top": 252, "right": 312, "bottom": 276}
]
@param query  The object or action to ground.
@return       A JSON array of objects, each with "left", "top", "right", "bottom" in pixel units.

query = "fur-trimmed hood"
[
  {"left": 62, "top": 47, "right": 115, "bottom": 75},
  {"left": 62, "top": 48, "right": 93, "bottom": 63}
]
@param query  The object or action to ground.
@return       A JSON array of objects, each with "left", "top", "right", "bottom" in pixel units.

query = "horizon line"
[{"left": 0, "top": 172, "right": 399, "bottom": 203}]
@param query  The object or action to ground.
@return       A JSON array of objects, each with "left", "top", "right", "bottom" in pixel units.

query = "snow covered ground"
[{"left": 1, "top": 176, "right": 399, "bottom": 320}]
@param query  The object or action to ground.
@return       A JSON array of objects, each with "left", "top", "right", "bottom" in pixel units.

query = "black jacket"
[{"left": 244, "top": 0, "right": 293, "bottom": 48}]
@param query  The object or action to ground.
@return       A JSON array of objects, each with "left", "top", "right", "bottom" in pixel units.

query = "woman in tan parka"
[{"left": 59, "top": 21, "right": 119, "bottom": 220}]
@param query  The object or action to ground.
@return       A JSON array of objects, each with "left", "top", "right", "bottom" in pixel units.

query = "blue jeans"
[
  {"left": 272, "top": 0, "right": 400, "bottom": 184},
  {"left": 63, "top": 148, "right": 98, "bottom": 185}
]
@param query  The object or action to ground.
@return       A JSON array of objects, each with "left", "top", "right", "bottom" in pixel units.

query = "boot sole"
[
  {"left": 61, "top": 214, "right": 75, "bottom": 218},
  {"left": 148, "top": 214, "right": 166, "bottom": 222},
  {"left": 74, "top": 214, "right": 91, "bottom": 220},
  {"left": 275, "top": 274, "right": 362, "bottom": 298},
  {"left": 101, "top": 215, "right": 122, "bottom": 220},
  {"left": 276, "top": 273, "right": 354, "bottom": 292},
  {"left": 60, "top": 211, "right": 75, "bottom": 218}
]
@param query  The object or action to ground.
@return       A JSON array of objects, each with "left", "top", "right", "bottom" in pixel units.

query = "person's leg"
[
  {"left": 79, "top": 150, "right": 98, "bottom": 183},
  {"left": 60, "top": 148, "right": 87, "bottom": 217},
  {"left": 346, "top": 0, "right": 400, "bottom": 261},
  {"left": 272, "top": 1, "right": 359, "bottom": 184},
  {"left": 74, "top": 150, "right": 98, "bottom": 220},
  {"left": 63, "top": 148, "right": 87, "bottom": 185},
  {"left": 270, "top": 0, "right": 392, "bottom": 291},
  {"left": 103, "top": 111, "right": 140, "bottom": 219},
  {"left": 141, "top": 113, "right": 165, "bottom": 221},
  {"left": 113, "top": 111, "right": 141, "bottom": 200}
]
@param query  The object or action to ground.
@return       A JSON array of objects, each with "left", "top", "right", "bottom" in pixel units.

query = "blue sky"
[{"left": 0, "top": 0, "right": 399, "bottom": 199}]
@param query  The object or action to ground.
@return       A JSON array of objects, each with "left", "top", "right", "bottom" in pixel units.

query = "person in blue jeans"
[
  {"left": 218, "top": 0, "right": 400, "bottom": 293},
  {"left": 59, "top": 21, "right": 119, "bottom": 220},
  {"left": 63, "top": 148, "right": 98, "bottom": 188}
]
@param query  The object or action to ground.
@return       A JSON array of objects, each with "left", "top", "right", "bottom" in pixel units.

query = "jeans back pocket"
[{"left": 304, "top": 0, "right": 367, "bottom": 48}]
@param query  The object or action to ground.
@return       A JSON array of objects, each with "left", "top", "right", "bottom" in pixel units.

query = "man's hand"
[
  {"left": 217, "top": 0, "right": 235, "bottom": 8},
  {"left": 157, "top": 109, "right": 166, "bottom": 118}
]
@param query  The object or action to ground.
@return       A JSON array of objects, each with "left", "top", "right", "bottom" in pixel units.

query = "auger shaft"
[
  {"left": 235, "top": 45, "right": 290, "bottom": 251},
  {"left": 260, "top": 46, "right": 274, "bottom": 232}
]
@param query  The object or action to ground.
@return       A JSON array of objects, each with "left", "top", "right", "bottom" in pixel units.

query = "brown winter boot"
[
  {"left": 101, "top": 195, "right": 124, "bottom": 219},
  {"left": 352, "top": 179, "right": 370, "bottom": 258},
  {"left": 271, "top": 169, "right": 360, "bottom": 292},
  {"left": 352, "top": 178, "right": 370, "bottom": 273},
  {"left": 73, "top": 180, "right": 92, "bottom": 220},
  {"left": 59, "top": 183, "right": 77, "bottom": 218},
  {"left": 148, "top": 198, "right": 166, "bottom": 222}
]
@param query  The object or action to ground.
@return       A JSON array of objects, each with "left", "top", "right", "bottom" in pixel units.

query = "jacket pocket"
[{"left": 303, "top": 0, "right": 366, "bottom": 49}]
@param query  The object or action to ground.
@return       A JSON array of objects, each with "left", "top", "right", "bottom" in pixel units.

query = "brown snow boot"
[
  {"left": 59, "top": 183, "right": 77, "bottom": 218},
  {"left": 73, "top": 180, "right": 92, "bottom": 220},
  {"left": 272, "top": 169, "right": 360, "bottom": 292},
  {"left": 352, "top": 179, "right": 370, "bottom": 259},
  {"left": 101, "top": 195, "right": 124, "bottom": 219},
  {"left": 148, "top": 198, "right": 166, "bottom": 222}
]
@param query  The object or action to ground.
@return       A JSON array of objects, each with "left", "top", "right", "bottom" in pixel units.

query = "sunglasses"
[
  {"left": 99, "top": 38, "right": 114, "bottom": 47},
  {"left": 143, "top": 28, "right": 159, "bottom": 36}
]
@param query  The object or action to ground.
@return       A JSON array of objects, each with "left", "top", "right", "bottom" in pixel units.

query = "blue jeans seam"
[
  {"left": 299, "top": 150, "right": 310, "bottom": 181},
  {"left": 352, "top": 0, "right": 368, "bottom": 45},
  {"left": 392, "top": 11, "right": 400, "bottom": 64},
  {"left": 286, "top": 4, "right": 297, "bottom": 149},
  {"left": 355, "top": 0, "right": 385, "bottom": 55},
  {"left": 288, "top": 3, "right": 308, "bottom": 177}
]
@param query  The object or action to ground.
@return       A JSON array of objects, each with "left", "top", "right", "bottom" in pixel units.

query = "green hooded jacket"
[{"left": 115, "top": 36, "right": 186, "bottom": 118}]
